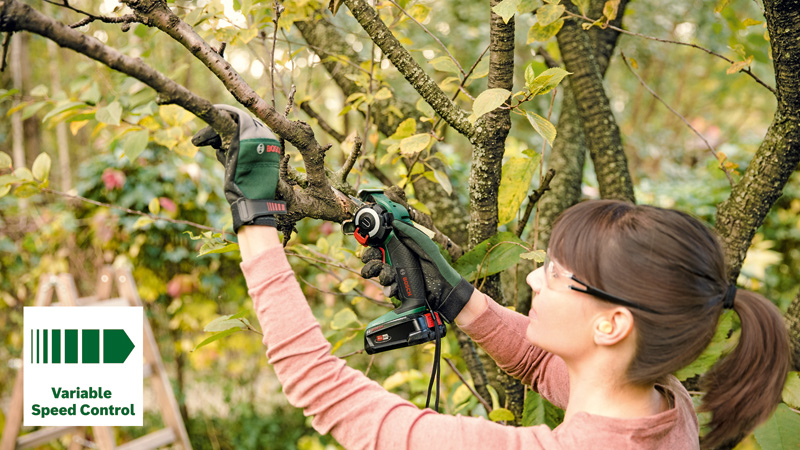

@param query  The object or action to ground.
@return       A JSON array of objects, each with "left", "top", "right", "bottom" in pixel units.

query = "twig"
[
  {"left": 386, "top": 0, "right": 464, "bottom": 77},
  {"left": 284, "top": 84, "right": 296, "bottom": 116},
  {"left": 40, "top": 187, "right": 225, "bottom": 234},
  {"left": 338, "top": 135, "right": 363, "bottom": 183},
  {"left": 299, "top": 101, "right": 346, "bottom": 143},
  {"left": 517, "top": 168, "right": 556, "bottom": 237},
  {"left": 42, "top": 0, "right": 139, "bottom": 29},
  {"left": 341, "top": 349, "right": 365, "bottom": 358},
  {"left": 355, "top": 40, "right": 377, "bottom": 190},
  {"left": 433, "top": 44, "right": 490, "bottom": 135},
  {"left": 306, "top": 261, "right": 394, "bottom": 308},
  {"left": 270, "top": 0, "right": 284, "bottom": 109},
  {"left": 620, "top": 52, "right": 735, "bottom": 187},
  {"left": 563, "top": 10, "right": 776, "bottom": 95},
  {"left": 535, "top": 46, "right": 560, "bottom": 69},
  {"left": 444, "top": 357, "right": 492, "bottom": 412},
  {"left": 1, "top": 32, "right": 11, "bottom": 72},
  {"left": 530, "top": 89, "right": 559, "bottom": 248}
]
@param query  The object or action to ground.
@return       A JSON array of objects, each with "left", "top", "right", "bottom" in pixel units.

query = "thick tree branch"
[
  {"left": 557, "top": 7, "right": 635, "bottom": 202},
  {"left": 0, "top": 0, "right": 236, "bottom": 138},
  {"left": 342, "top": 0, "right": 474, "bottom": 137},
  {"left": 714, "top": 0, "right": 800, "bottom": 280}
]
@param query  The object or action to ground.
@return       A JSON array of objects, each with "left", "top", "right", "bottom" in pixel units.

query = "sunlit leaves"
[
  {"left": 570, "top": 0, "right": 590, "bottom": 15},
  {"left": 727, "top": 55, "right": 754, "bottom": 74},
  {"left": 429, "top": 56, "right": 461, "bottom": 75},
  {"left": 603, "top": 0, "right": 620, "bottom": 21},
  {"left": 122, "top": 129, "right": 150, "bottom": 161},
  {"left": 32, "top": 153, "right": 52, "bottom": 183},
  {"left": 96, "top": 101, "right": 122, "bottom": 126},
  {"left": 184, "top": 230, "right": 240, "bottom": 256},
  {"left": 330, "top": 308, "right": 361, "bottom": 330},
  {"left": 0, "top": 151, "right": 12, "bottom": 169},
  {"left": 526, "top": 112, "right": 557, "bottom": 146},
  {"left": 519, "top": 249, "right": 547, "bottom": 263},
  {"left": 453, "top": 232, "right": 530, "bottom": 282},
  {"left": 492, "top": 0, "right": 520, "bottom": 24},
  {"left": 470, "top": 88, "right": 511, "bottom": 122},
  {"left": 497, "top": 151, "right": 540, "bottom": 225},
  {"left": 675, "top": 310, "right": 737, "bottom": 381},
  {"left": 527, "top": 19, "right": 564, "bottom": 43},
  {"left": 753, "top": 404, "right": 800, "bottom": 450},
  {"left": 489, "top": 408, "right": 515, "bottom": 422},
  {"left": 525, "top": 67, "right": 571, "bottom": 96},
  {"left": 537, "top": 4, "right": 565, "bottom": 26},
  {"left": 522, "top": 390, "right": 564, "bottom": 428},
  {"left": 400, "top": 134, "right": 431, "bottom": 157},
  {"left": 783, "top": 372, "right": 800, "bottom": 409}
]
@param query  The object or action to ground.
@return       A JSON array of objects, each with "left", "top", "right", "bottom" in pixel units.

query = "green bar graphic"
[
  {"left": 43, "top": 329, "right": 48, "bottom": 363},
  {"left": 65, "top": 329, "right": 78, "bottom": 363},
  {"left": 52, "top": 329, "right": 61, "bottom": 363},
  {"left": 37, "top": 329, "right": 39, "bottom": 363},
  {"left": 82, "top": 329, "right": 99, "bottom": 363},
  {"left": 31, "top": 329, "right": 33, "bottom": 363}
]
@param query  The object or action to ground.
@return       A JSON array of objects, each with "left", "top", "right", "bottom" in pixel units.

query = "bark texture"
[
  {"left": 787, "top": 290, "right": 800, "bottom": 371},
  {"left": 556, "top": 3, "right": 635, "bottom": 202},
  {"left": 714, "top": 0, "right": 800, "bottom": 280}
]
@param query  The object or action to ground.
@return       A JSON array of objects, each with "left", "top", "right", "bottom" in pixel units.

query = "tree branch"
[{"left": 342, "top": 0, "right": 474, "bottom": 137}]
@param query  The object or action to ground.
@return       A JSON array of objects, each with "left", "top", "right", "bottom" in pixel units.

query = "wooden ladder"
[{"left": 1, "top": 267, "right": 192, "bottom": 450}]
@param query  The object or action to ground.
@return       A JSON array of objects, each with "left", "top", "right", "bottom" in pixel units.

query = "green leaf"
[
  {"left": 31, "top": 153, "right": 52, "bottom": 182},
  {"left": 204, "top": 315, "right": 247, "bottom": 332},
  {"left": 527, "top": 19, "right": 564, "bottom": 43},
  {"left": 491, "top": 0, "right": 520, "bottom": 23},
  {"left": 675, "top": 310, "right": 736, "bottom": 380},
  {"left": 338, "top": 278, "right": 358, "bottom": 293},
  {"left": 30, "top": 85, "right": 49, "bottom": 97},
  {"left": 0, "top": 88, "right": 20, "bottom": 102},
  {"left": 193, "top": 328, "right": 241, "bottom": 351},
  {"left": 0, "top": 174, "right": 19, "bottom": 186},
  {"left": 603, "top": 0, "right": 620, "bottom": 20},
  {"left": 13, "top": 168, "right": 34, "bottom": 182},
  {"left": 14, "top": 183, "right": 40, "bottom": 198},
  {"left": 96, "top": 101, "right": 122, "bottom": 126},
  {"left": 374, "top": 87, "right": 393, "bottom": 100},
  {"left": 471, "top": 57, "right": 490, "bottom": 79},
  {"left": 416, "top": 98, "right": 435, "bottom": 117},
  {"left": 570, "top": 0, "right": 590, "bottom": 14},
  {"left": 453, "top": 232, "right": 530, "bottom": 282},
  {"left": 383, "top": 369, "right": 424, "bottom": 390},
  {"left": 520, "top": 249, "right": 547, "bottom": 263},
  {"left": 198, "top": 241, "right": 239, "bottom": 256},
  {"left": 472, "top": 88, "right": 511, "bottom": 121},
  {"left": 537, "top": 4, "right": 565, "bottom": 26},
  {"left": 0, "top": 185, "right": 10, "bottom": 198},
  {"left": 148, "top": 197, "right": 160, "bottom": 215},
  {"left": 753, "top": 404, "right": 800, "bottom": 450},
  {"left": 400, "top": 134, "right": 431, "bottom": 156},
  {"left": 331, "top": 308, "right": 360, "bottom": 330},
  {"left": 133, "top": 217, "right": 153, "bottom": 229},
  {"left": 122, "top": 129, "right": 149, "bottom": 161},
  {"left": 0, "top": 151, "right": 11, "bottom": 169},
  {"left": 429, "top": 56, "right": 461, "bottom": 74},
  {"left": 522, "top": 390, "right": 564, "bottom": 428},
  {"left": 390, "top": 118, "right": 417, "bottom": 140},
  {"left": 742, "top": 18, "right": 763, "bottom": 27},
  {"left": 42, "top": 101, "right": 87, "bottom": 123},
  {"left": 782, "top": 372, "right": 800, "bottom": 409},
  {"left": 517, "top": 0, "right": 538, "bottom": 14},
  {"left": 526, "top": 112, "right": 557, "bottom": 146},
  {"left": 527, "top": 67, "right": 571, "bottom": 96},
  {"left": 497, "top": 154, "right": 540, "bottom": 225},
  {"left": 433, "top": 169, "right": 452, "bottom": 195},
  {"left": 22, "top": 102, "right": 47, "bottom": 120},
  {"left": 489, "top": 408, "right": 515, "bottom": 422}
]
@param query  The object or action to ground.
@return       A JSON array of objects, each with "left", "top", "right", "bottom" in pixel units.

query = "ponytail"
[{"left": 700, "top": 290, "right": 790, "bottom": 449}]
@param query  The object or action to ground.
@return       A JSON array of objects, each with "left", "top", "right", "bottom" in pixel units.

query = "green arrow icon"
[{"left": 103, "top": 329, "right": 135, "bottom": 364}]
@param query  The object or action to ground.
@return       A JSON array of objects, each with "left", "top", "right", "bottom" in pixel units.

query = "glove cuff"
[
  {"left": 232, "top": 198, "right": 287, "bottom": 233},
  {"left": 436, "top": 277, "right": 475, "bottom": 323}
]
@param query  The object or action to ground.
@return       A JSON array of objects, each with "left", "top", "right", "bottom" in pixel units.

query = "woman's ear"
[{"left": 593, "top": 308, "right": 635, "bottom": 346}]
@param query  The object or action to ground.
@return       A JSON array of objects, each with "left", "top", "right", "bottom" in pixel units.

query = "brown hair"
[{"left": 548, "top": 200, "right": 790, "bottom": 449}]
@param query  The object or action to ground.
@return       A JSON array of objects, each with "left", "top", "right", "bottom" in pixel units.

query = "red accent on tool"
[{"left": 354, "top": 227, "right": 369, "bottom": 246}]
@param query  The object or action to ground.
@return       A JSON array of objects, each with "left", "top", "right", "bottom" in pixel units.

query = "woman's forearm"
[{"left": 238, "top": 225, "right": 282, "bottom": 261}]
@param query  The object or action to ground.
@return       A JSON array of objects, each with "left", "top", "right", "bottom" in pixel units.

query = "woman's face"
[{"left": 525, "top": 262, "right": 598, "bottom": 360}]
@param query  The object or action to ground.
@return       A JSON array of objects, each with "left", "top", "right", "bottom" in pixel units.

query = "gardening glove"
[
  {"left": 192, "top": 104, "right": 285, "bottom": 232},
  {"left": 361, "top": 220, "right": 474, "bottom": 323}
]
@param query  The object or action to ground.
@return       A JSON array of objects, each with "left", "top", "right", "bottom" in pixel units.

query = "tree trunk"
[
  {"left": 787, "top": 289, "right": 800, "bottom": 371},
  {"left": 10, "top": 34, "right": 25, "bottom": 170},
  {"left": 714, "top": 0, "right": 800, "bottom": 280},
  {"left": 556, "top": 4, "right": 635, "bottom": 202}
]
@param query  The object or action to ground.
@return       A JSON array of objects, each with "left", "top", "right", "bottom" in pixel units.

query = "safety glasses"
[{"left": 543, "top": 254, "right": 661, "bottom": 314}]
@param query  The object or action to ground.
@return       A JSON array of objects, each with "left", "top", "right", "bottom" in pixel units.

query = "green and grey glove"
[
  {"left": 192, "top": 104, "right": 285, "bottom": 232},
  {"left": 362, "top": 220, "right": 474, "bottom": 323}
]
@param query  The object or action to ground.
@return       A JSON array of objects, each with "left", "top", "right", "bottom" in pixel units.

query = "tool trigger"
[{"left": 354, "top": 227, "right": 369, "bottom": 246}]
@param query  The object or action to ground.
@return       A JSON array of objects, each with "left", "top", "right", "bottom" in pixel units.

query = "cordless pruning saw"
[{"left": 343, "top": 190, "right": 446, "bottom": 355}]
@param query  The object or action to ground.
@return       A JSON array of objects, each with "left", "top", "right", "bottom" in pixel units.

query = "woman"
[{"left": 199, "top": 106, "right": 790, "bottom": 449}]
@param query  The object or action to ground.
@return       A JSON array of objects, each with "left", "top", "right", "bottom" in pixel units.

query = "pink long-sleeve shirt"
[{"left": 241, "top": 246, "right": 700, "bottom": 449}]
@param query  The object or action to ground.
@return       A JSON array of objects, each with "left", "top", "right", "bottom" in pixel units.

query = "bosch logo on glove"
[{"left": 257, "top": 143, "right": 265, "bottom": 154}]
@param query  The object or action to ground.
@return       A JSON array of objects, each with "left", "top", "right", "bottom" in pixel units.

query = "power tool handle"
[{"left": 384, "top": 232, "right": 428, "bottom": 312}]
